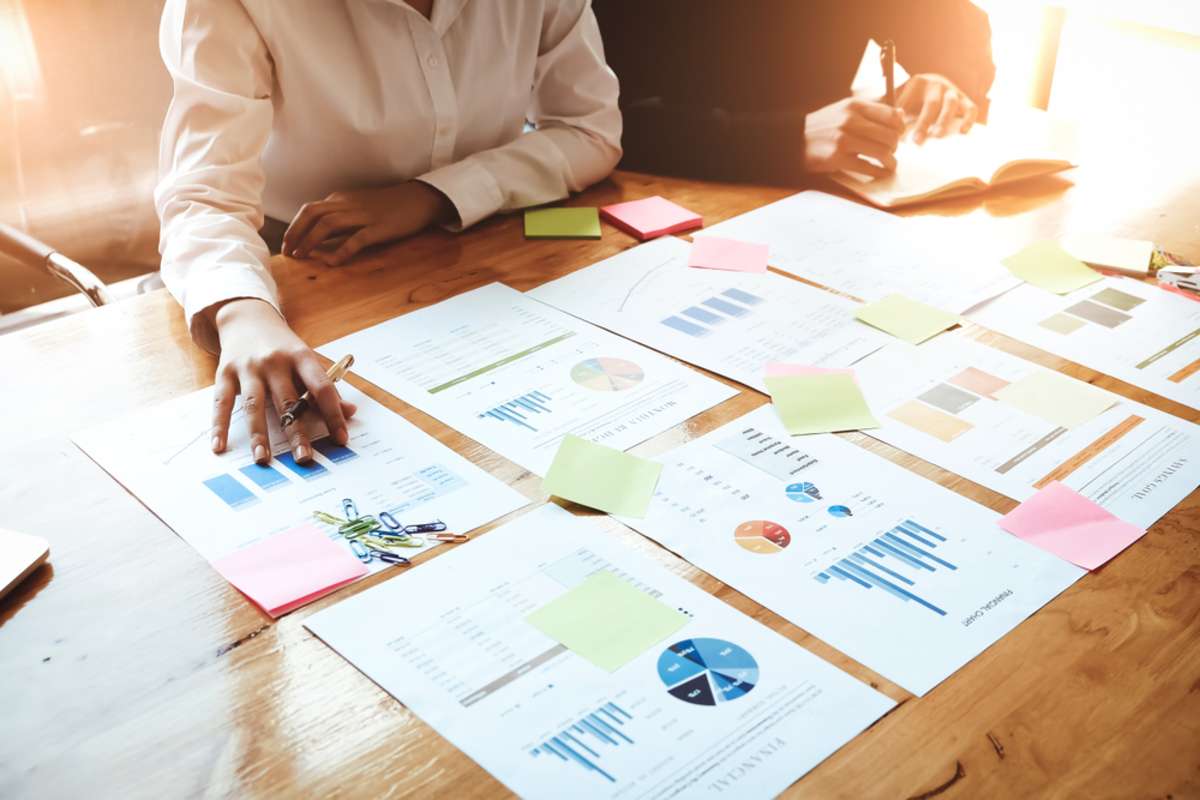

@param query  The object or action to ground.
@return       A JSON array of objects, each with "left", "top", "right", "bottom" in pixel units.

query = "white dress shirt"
[{"left": 156, "top": 0, "right": 622, "bottom": 351}]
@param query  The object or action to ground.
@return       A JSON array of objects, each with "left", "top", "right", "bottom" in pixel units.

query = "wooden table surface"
[{"left": 3, "top": 130, "right": 1199, "bottom": 798}]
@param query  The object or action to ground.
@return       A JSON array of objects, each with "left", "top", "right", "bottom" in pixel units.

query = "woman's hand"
[
  {"left": 281, "top": 181, "right": 455, "bottom": 266},
  {"left": 896, "top": 74, "right": 978, "bottom": 144},
  {"left": 804, "top": 97, "right": 905, "bottom": 179},
  {"left": 211, "top": 298, "right": 357, "bottom": 464}
]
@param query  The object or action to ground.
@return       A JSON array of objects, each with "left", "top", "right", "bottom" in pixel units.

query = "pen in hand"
[{"left": 281, "top": 354, "right": 355, "bottom": 427}]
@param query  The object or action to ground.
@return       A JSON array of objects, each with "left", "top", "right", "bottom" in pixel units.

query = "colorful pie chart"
[
  {"left": 658, "top": 638, "right": 759, "bottom": 706},
  {"left": 734, "top": 520, "right": 791, "bottom": 554},
  {"left": 785, "top": 481, "right": 822, "bottom": 503},
  {"left": 570, "top": 357, "right": 645, "bottom": 392}
]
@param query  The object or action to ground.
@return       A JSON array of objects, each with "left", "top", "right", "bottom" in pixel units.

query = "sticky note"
[
  {"left": 993, "top": 370, "right": 1115, "bottom": 429},
  {"left": 998, "top": 482, "right": 1144, "bottom": 569},
  {"left": 526, "top": 570, "right": 688, "bottom": 672},
  {"left": 1002, "top": 240, "right": 1102, "bottom": 294},
  {"left": 543, "top": 434, "right": 662, "bottom": 517},
  {"left": 600, "top": 196, "right": 702, "bottom": 240},
  {"left": 688, "top": 236, "right": 768, "bottom": 273},
  {"left": 524, "top": 207, "right": 601, "bottom": 239},
  {"left": 1060, "top": 234, "right": 1153, "bottom": 277},
  {"left": 212, "top": 524, "right": 367, "bottom": 618},
  {"left": 854, "top": 293, "right": 961, "bottom": 344},
  {"left": 765, "top": 372, "right": 879, "bottom": 435},
  {"left": 765, "top": 362, "right": 854, "bottom": 380}
]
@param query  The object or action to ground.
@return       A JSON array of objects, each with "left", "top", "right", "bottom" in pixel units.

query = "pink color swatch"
[
  {"left": 600, "top": 196, "right": 702, "bottom": 240},
  {"left": 213, "top": 523, "right": 368, "bottom": 618},
  {"left": 998, "top": 481, "right": 1145, "bottom": 570},
  {"left": 688, "top": 236, "right": 769, "bottom": 273}
]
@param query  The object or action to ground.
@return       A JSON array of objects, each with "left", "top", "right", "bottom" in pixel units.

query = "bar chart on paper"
[
  {"left": 480, "top": 390, "right": 555, "bottom": 432},
  {"left": 814, "top": 519, "right": 956, "bottom": 616},
  {"left": 529, "top": 702, "right": 634, "bottom": 784}
]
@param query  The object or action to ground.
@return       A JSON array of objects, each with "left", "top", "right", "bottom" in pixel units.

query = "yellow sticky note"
[
  {"left": 526, "top": 570, "right": 688, "bottom": 672},
  {"left": 543, "top": 434, "right": 662, "bottom": 517},
  {"left": 1002, "top": 240, "right": 1102, "bottom": 294},
  {"left": 854, "top": 293, "right": 961, "bottom": 344},
  {"left": 1060, "top": 234, "right": 1154, "bottom": 277},
  {"left": 765, "top": 373, "right": 879, "bottom": 435},
  {"left": 524, "top": 207, "right": 601, "bottom": 239},
  {"left": 993, "top": 370, "right": 1116, "bottom": 429}
]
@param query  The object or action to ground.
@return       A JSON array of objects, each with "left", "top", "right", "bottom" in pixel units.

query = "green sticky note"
[
  {"left": 524, "top": 207, "right": 602, "bottom": 239},
  {"left": 526, "top": 570, "right": 688, "bottom": 672},
  {"left": 1002, "top": 240, "right": 1102, "bottom": 294},
  {"left": 993, "top": 370, "right": 1116, "bottom": 429},
  {"left": 765, "top": 372, "right": 879, "bottom": 435},
  {"left": 543, "top": 435, "right": 662, "bottom": 517},
  {"left": 854, "top": 293, "right": 961, "bottom": 344}
]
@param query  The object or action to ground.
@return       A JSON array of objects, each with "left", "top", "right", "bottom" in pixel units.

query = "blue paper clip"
[
  {"left": 370, "top": 549, "right": 411, "bottom": 566},
  {"left": 404, "top": 520, "right": 447, "bottom": 535},
  {"left": 378, "top": 511, "right": 403, "bottom": 531},
  {"left": 349, "top": 540, "right": 372, "bottom": 564},
  {"left": 342, "top": 497, "right": 360, "bottom": 519}
]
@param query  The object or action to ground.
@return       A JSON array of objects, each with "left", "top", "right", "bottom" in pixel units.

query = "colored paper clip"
[
  {"left": 425, "top": 532, "right": 469, "bottom": 543},
  {"left": 342, "top": 497, "right": 360, "bottom": 519},
  {"left": 313, "top": 510, "right": 347, "bottom": 526},
  {"left": 363, "top": 533, "right": 424, "bottom": 549},
  {"left": 349, "top": 540, "right": 373, "bottom": 564},
  {"left": 369, "top": 549, "right": 410, "bottom": 566}
]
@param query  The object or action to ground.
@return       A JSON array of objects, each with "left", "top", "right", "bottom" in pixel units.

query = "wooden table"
[{"left": 3, "top": 141, "right": 1199, "bottom": 798}]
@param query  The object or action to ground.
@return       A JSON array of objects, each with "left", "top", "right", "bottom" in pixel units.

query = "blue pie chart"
[
  {"left": 785, "top": 482, "right": 822, "bottom": 503},
  {"left": 657, "top": 638, "right": 759, "bottom": 706},
  {"left": 828, "top": 505, "right": 853, "bottom": 518}
]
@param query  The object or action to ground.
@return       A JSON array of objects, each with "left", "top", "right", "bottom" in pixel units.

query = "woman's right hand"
[
  {"left": 210, "top": 298, "right": 356, "bottom": 464},
  {"left": 804, "top": 96, "right": 905, "bottom": 179}
]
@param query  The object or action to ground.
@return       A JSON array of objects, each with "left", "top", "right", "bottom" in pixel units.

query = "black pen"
[
  {"left": 880, "top": 39, "right": 896, "bottom": 107},
  {"left": 281, "top": 354, "right": 354, "bottom": 427}
]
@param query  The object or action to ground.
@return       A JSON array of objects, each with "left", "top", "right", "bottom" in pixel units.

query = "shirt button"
[{"left": 426, "top": 54, "right": 439, "bottom": 68}]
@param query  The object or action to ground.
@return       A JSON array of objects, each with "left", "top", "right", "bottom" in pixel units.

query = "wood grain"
[{"left": 1, "top": 157, "right": 1198, "bottom": 799}]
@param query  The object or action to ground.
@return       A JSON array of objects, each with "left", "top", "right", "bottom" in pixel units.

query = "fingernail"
[
  {"left": 254, "top": 444, "right": 268, "bottom": 463},
  {"left": 295, "top": 444, "right": 311, "bottom": 462},
  {"left": 336, "top": 426, "right": 349, "bottom": 445},
  {"left": 211, "top": 435, "right": 222, "bottom": 452}
]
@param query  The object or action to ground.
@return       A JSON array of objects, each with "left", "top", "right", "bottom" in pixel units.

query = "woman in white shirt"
[{"left": 156, "top": 0, "right": 622, "bottom": 465}]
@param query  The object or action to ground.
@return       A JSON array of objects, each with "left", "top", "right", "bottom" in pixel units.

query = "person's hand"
[
  {"left": 804, "top": 97, "right": 905, "bottom": 179},
  {"left": 281, "top": 181, "right": 455, "bottom": 266},
  {"left": 210, "top": 298, "right": 357, "bottom": 465},
  {"left": 896, "top": 74, "right": 978, "bottom": 144}
]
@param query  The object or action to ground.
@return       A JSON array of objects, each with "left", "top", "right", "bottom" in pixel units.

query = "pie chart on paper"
[
  {"left": 657, "top": 638, "right": 759, "bottom": 706},
  {"left": 733, "top": 520, "right": 791, "bottom": 554},
  {"left": 571, "top": 357, "right": 646, "bottom": 392}
]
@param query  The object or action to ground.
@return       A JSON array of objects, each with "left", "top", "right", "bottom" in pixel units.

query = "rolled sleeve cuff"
[
  {"left": 417, "top": 159, "right": 504, "bottom": 231},
  {"left": 180, "top": 270, "right": 282, "bottom": 355}
]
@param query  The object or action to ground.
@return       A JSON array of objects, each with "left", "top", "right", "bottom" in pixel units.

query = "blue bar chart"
[
  {"left": 479, "top": 391, "right": 554, "bottom": 432},
  {"left": 529, "top": 701, "right": 634, "bottom": 784},
  {"left": 660, "top": 288, "right": 765, "bottom": 339},
  {"left": 312, "top": 438, "right": 359, "bottom": 464},
  {"left": 203, "top": 474, "right": 259, "bottom": 510},
  {"left": 814, "top": 519, "right": 955, "bottom": 616},
  {"left": 238, "top": 462, "right": 290, "bottom": 492}
]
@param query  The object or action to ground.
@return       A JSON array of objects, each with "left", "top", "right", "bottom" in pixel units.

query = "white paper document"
[
  {"left": 698, "top": 191, "right": 1020, "bottom": 312},
  {"left": 306, "top": 504, "right": 894, "bottom": 799},
  {"left": 529, "top": 237, "right": 888, "bottom": 392},
  {"left": 617, "top": 406, "right": 1082, "bottom": 696},
  {"left": 73, "top": 384, "right": 529, "bottom": 566},
  {"left": 318, "top": 284, "right": 735, "bottom": 475},
  {"left": 854, "top": 332, "right": 1200, "bottom": 529},
  {"left": 969, "top": 277, "right": 1200, "bottom": 410}
]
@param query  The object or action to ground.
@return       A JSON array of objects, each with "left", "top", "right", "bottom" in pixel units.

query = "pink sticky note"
[
  {"left": 213, "top": 523, "right": 368, "bottom": 618},
  {"left": 688, "top": 236, "right": 768, "bottom": 273},
  {"left": 998, "top": 481, "right": 1145, "bottom": 570},
  {"left": 600, "top": 196, "right": 702, "bottom": 240}
]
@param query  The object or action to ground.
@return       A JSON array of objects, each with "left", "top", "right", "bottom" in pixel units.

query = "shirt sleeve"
[
  {"left": 155, "top": 0, "right": 279, "bottom": 354},
  {"left": 418, "top": 0, "right": 623, "bottom": 230}
]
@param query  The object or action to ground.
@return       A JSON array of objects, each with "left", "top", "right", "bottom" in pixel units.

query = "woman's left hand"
[
  {"left": 895, "top": 74, "right": 978, "bottom": 144},
  {"left": 282, "top": 181, "right": 455, "bottom": 265}
]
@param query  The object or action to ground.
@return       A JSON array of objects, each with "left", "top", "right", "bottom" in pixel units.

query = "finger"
[
  {"left": 282, "top": 201, "right": 334, "bottom": 258},
  {"left": 931, "top": 93, "right": 962, "bottom": 138},
  {"left": 295, "top": 213, "right": 360, "bottom": 258},
  {"left": 846, "top": 113, "right": 903, "bottom": 150},
  {"left": 840, "top": 133, "right": 897, "bottom": 172},
  {"left": 321, "top": 225, "right": 393, "bottom": 267},
  {"left": 266, "top": 363, "right": 311, "bottom": 463},
  {"left": 960, "top": 100, "right": 979, "bottom": 134},
  {"left": 850, "top": 99, "right": 905, "bottom": 130},
  {"left": 296, "top": 354, "right": 349, "bottom": 444},
  {"left": 239, "top": 372, "right": 271, "bottom": 465},
  {"left": 911, "top": 87, "right": 944, "bottom": 144},
  {"left": 341, "top": 400, "right": 358, "bottom": 420},
  {"left": 210, "top": 366, "right": 238, "bottom": 453}
]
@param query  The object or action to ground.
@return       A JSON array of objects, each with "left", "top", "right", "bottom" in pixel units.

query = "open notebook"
[{"left": 832, "top": 120, "right": 1075, "bottom": 208}]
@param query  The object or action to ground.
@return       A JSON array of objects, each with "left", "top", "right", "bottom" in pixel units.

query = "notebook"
[
  {"left": 1, "top": 528, "right": 49, "bottom": 600},
  {"left": 831, "top": 120, "right": 1075, "bottom": 208}
]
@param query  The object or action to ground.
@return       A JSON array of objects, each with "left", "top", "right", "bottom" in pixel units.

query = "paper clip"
[
  {"left": 349, "top": 540, "right": 373, "bottom": 564},
  {"left": 425, "top": 532, "right": 469, "bottom": 543},
  {"left": 370, "top": 549, "right": 411, "bottom": 566},
  {"left": 313, "top": 510, "right": 346, "bottom": 526},
  {"left": 342, "top": 498, "right": 359, "bottom": 519},
  {"left": 404, "top": 520, "right": 447, "bottom": 535}
]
